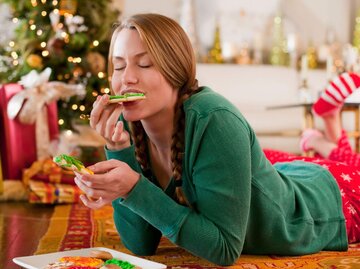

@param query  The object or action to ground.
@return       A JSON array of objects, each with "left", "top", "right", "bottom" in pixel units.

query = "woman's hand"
[
  {"left": 74, "top": 159, "right": 140, "bottom": 209},
  {"left": 90, "top": 94, "right": 130, "bottom": 151}
]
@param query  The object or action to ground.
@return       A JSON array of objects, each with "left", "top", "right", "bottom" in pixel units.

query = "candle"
[
  {"left": 347, "top": 46, "right": 358, "bottom": 71},
  {"left": 287, "top": 33, "right": 296, "bottom": 52},
  {"left": 300, "top": 54, "right": 308, "bottom": 81},
  {"left": 222, "top": 42, "right": 237, "bottom": 62},
  {"left": 287, "top": 33, "right": 297, "bottom": 68},
  {"left": 326, "top": 55, "right": 333, "bottom": 81}
]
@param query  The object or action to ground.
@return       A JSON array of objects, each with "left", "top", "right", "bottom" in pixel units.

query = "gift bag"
[{"left": 0, "top": 83, "right": 59, "bottom": 179}]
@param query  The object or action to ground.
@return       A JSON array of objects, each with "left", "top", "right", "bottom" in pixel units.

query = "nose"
[{"left": 121, "top": 65, "right": 138, "bottom": 85}]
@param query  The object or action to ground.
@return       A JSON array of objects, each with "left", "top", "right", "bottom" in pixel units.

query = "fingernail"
[{"left": 80, "top": 195, "right": 86, "bottom": 203}]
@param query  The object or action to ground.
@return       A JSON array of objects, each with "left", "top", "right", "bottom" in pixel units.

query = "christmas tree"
[
  {"left": 269, "top": 14, "right": 287, "bottom": 66},
  {"left": 207, "top": 22, "right": 223, "bottom": 64},
  {"left": 353, "top": 9, "right": 360, "bottom": 52},
  {"left": 0, "top": 0, "right": 120, "bottom": 130}
]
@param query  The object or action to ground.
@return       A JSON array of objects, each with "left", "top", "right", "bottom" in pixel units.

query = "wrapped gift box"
[
  {"left": 23, "top": 158, "right": 81, "bottom": 204},
  {"left": 0, "top": 83, "right": 59, "bottom": 179},
  {"left": 28, "top": 180, "right": 82, "bottom": 204},
  {"left": 23, "top": 158, "right": 76, "bottom": 186}
]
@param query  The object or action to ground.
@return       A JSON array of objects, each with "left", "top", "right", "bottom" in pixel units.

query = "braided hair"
[{"left": 108, "top": 14, "right": 199, "bottom": 205}]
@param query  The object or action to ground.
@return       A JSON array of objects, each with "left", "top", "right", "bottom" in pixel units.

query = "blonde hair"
[{"left": 108, "top": 13, "right": 199, "bottom": 205}]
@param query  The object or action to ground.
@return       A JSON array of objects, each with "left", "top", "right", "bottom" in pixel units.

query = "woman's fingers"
[
  {"left": 74, "top": 160, "right": 140, "bottom": 209},
  {"left": 104, "top": 104, "right": 123, "bottom": 139},
  {"left": 86, "top": 159, "right": 123, "bottom": 174},
  {"left": 74, "top": 175, "right": 117, "bottom": 199},
  {"left": 90, "top": 95, "right": 109, "bottom": 128},
  {"left": 90, "top": 95, "right": 127, "bottom": 144},
  {"left": 112, "top": 121, "right": 130, "bottom": 144},
  {"left": 80, "top": 195, "right": 109, "bottom": 210},
  {"left": 75, "top": 172, "right": 108, "bottom": 189},
  {"left": 94, "top": 107, "right": 113, "bottom": 136}
]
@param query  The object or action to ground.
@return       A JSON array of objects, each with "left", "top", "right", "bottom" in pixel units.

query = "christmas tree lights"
[{"left": 0, "top": 0, "right": 119, "bottom": 130}]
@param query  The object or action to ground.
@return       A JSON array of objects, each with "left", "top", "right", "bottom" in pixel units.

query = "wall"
[{"left": 121, "top": 0, "right": 354, "bottom": 54}]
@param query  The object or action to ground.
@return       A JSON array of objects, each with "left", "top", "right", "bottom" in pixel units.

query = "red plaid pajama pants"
[{"left": 264, "top": 131, "right": 360, "bottom": 243}]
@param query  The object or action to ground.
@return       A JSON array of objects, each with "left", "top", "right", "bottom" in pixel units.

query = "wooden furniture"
[
  {"left": 266, "top": 102, "right": 360, "bottom": 153},
  {"left": 0, "top": 203, "right": 54, "bottom": 269}
]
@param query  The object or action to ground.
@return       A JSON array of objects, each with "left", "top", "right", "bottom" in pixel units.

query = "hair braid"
[
  {"left": 130, "top": 83, "right": 200, "bottom": 206},
  {"left": 129, "top": 121, "right": 149, "bottom": 172},
  {"left": 171, "top": 82, "right": 200, "bottom": 205}
]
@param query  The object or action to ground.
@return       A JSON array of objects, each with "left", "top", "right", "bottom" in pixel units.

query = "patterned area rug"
[{"left": 36, "top": 203, "right": 360, "bottom": 268}]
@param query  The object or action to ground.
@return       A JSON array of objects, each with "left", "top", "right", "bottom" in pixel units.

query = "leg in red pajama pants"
[
  {"left": 263, "top": 148, "right": 360, "bottom": 243},
  {"left": 328, "top": 130, "right": 360, "bottom": 167}
]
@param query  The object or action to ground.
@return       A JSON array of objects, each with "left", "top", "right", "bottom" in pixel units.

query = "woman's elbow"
[
  {"left": 210, "top": 244, "right": 242, "bottom": 266},
  {"left": 122, "top": 240, "right": 158, "bottom": 256}
]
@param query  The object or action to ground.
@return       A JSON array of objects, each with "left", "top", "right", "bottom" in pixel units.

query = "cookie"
[
  {"left": 89, "top": 250, "right": 113, "bottom": 260},
  {"left": 108, "top": 93, "right": 146, "bottom": 103},
  {"left": 53, "top": 154, "right": 93, "bottom": 175}
]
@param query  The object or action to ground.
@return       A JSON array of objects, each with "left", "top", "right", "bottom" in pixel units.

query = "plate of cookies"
[{"left": 13, "top": 247, "right": 167, "bottom": 269}]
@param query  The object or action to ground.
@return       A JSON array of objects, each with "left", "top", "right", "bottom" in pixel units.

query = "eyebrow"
[{"left": 112, "top": 51, "right": 148, "bottom": 60}]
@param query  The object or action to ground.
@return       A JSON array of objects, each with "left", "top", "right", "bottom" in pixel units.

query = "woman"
[{"left": 74, "top": 13, "right": 358, "bottom": 266}]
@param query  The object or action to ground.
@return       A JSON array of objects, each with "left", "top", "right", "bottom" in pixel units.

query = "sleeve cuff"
[{"left": 105, "top": 145, "right": 141, "bottom": 171}]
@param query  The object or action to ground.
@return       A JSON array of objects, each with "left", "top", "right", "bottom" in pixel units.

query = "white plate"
[{"left": 13, "top": 247, "right": 167, "bottom": 269}]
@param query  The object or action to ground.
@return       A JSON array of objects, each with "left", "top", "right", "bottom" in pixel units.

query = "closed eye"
[
  {"left": 139, "top": 64, "right": 152, "bottom": 68},
  {"left": 114, "top": 66, "right": 125, "bottom": 71}
]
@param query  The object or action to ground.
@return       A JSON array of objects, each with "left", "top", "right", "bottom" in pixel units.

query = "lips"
[{"left": 120, "top": 89, "right": 144, "bottom": 95}]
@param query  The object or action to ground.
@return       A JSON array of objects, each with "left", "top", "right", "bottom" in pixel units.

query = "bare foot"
[
  {"left": 300, "top": 129, "right": 337, "bottom": 158},
  {"left": 308, "top": 135, "right": 337, "bottom": 158}
]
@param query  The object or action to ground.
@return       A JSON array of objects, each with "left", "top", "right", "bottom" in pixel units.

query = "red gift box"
[{"left": 0, "top": 83, "right": 59, "bottom": 180}]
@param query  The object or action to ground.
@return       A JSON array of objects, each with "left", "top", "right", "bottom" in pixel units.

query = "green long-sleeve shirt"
[{"left": 106, "top": 87, "right": 347, "bottom": 266}]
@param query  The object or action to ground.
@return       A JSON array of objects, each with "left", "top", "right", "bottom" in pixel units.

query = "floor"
[{"left": 0, "top": 202, "right": 54, "bottom": 269}]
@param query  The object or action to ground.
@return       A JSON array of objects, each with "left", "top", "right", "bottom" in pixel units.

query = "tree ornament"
[
  {"left": 72, "top": 66, "right": 84, "bottom": 78},
  {"left": 306, "top": 42, "right": 318, "bottom": 69},
  {"left": 86, "top": 52, "right": 106, "bottom": 75},
  {"left": 59, "top": 0, "right": 78, "bottom": 16},
  {"left": 47, "top": 36, "right": 65, "bottom": 56},
  {"left": 26, "top": 54, "right": 43, "bottom": 69}
]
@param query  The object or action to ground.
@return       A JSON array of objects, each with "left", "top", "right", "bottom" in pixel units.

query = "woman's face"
[{"left": 111, "top": 28, "right": 177, "bottom": 122}]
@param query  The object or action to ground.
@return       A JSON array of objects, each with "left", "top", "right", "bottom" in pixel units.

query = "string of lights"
[{"left": 1, "top": 0, "right": 119, "bottom": 130}]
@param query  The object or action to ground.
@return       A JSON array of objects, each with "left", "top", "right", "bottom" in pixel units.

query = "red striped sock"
[{"left": 312, "top": 72, "right": 360, "bottom": 116}]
